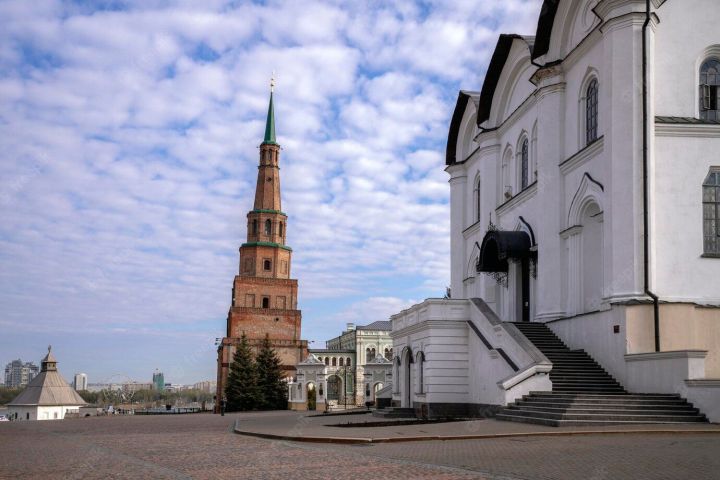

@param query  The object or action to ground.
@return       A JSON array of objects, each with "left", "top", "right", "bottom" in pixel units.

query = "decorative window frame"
[
  {"left": 697, "top": 46, "right": 720, "bottom": 121},
  {"left": 500, "top": 145, "right": 514, "bottom": 203},
  {"left": 703, "top": 167, "right": 720, "bottom": 257},
  {"left": 516, "top": 133, "right": 530, "bottom": 191},
  {"left": 473, "top": 172, "right": 482, "bottom": 223},
  {"left": 578, "top": 68, "right": 600, "bottom": 149}
]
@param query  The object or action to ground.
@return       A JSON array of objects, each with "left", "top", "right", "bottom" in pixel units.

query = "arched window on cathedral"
[
  {"left": 332, "top": 357, "right": 337, "bottom": 367},
  {"left": 700, "top": 58, "right": 720, "bottom": 121},
  {"left": 366, "top": 347, "right": 375, "bottom": 362},
  {"left": 586, "top": 79, "right": 599, "bottom": 145},
  {"left": 520, "top": 138, "right": 529, "bottom": 190},
  {"left": 252, "top": 219, "right": 258, "bottom": 235},
  {"left": 474, "top": 177, "right": 481, "bottom": 222},
  {"left": 346, "top": 357, "right": 351, "bottom": 366},
  {"left": 339, "top": 357, "right": 344, "bottom": 367},
  {"left": 265, "top": 219, "right": 272, "bottom": 236},
  {"left": 384, "top": 348, "right": 392, "bottom": 360},
  {"left": 703, "top": 168, "right": 720, "bottom": 255},
  {"left": 324, "top": 357, "right": 329, "bottom": 366}
]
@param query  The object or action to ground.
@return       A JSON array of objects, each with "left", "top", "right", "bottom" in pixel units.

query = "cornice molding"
[
  {"left": 559, "top": 136, "right": 605, "bottom": 175},
  {"left": 655, "top": 123, "right": 720, "bottom": 137},
  {"left": 496, "top": 182, "right": 538, "bottom": 218}
]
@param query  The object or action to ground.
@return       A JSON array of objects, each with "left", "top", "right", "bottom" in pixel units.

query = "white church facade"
[{"left": 390, "top": 0, "right": 720, "bottom": 424}]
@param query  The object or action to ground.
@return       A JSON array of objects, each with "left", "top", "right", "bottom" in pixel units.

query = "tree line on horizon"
[{"left": 224, "top": 334, "right": 288, "bottom": 411}]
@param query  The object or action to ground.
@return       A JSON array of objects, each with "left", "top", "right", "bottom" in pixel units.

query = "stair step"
[
  {"left": 495, "top": 413, "right": 706, "bottom": 427},
  {"left": 507, "top": 405, "right": 700, "bottom": 415},
  {"left": 515, "top": 401, "right": 697, "bottom": 410},
  {"left": 528, "top": 392, "right": 681, "bottom": 399},
  {"left": 499, "top": 409, "right": 706, "bottom": 422}
]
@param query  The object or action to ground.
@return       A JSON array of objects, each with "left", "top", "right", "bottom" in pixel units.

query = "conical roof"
[
  {"left": 8, "top": 347, "right": 86, "bottom": 407},
  {"left": 262, "top": 90, "right": 277, "bottom": 145}
]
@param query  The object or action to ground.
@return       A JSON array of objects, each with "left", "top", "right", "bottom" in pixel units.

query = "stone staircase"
[
  {"left": 496, "top": 322, "right": 708, "bottom": 426},
  {"left": 372, "top": 407, "right": 416, "bottom": 418}
]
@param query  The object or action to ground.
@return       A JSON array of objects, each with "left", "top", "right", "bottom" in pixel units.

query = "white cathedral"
[{"left": 388, "top": 0, "right": 720, "bottom": 425}]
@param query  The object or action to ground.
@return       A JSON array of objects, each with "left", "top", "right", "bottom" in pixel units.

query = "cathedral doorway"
[
  {"left": 326, "top": 375, "right": 341, "bottom": 401},
  {"left": 514, "top": 257, "right": 531, "bottom": 322},
  {"left": 477, "top": 229, "right": 533, "bottom": 322},
  {"left": 306, "top": 383, "right": 316, "bottom": 411}
]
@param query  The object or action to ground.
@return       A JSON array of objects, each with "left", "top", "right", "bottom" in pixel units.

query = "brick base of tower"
[{"left": 215, "top": 337, "right": 307, "bottom": 412}]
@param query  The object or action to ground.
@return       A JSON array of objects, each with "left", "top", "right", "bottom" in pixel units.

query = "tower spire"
[{"left": 263, "top": 75, "right": 277, "bottom": 145}]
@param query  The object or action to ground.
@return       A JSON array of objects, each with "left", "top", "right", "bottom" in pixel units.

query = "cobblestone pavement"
[
  {"left": 320, "top": 432, "right": 720, "bottom": 480},
  {"left": 0, "top": 413, "right": 494, "bottom": 480},
  {"left": 1, "top": 412, "right": 719, "bottom": 480}
]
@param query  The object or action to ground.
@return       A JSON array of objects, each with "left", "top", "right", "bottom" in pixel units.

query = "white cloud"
[{"left": 0, "top": 0, "right": 543, "bottom": 383}]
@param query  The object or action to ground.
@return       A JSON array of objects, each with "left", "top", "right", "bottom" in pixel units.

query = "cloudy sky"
[{"left": 0, "top": 0, "right": 542, "bottom": 385}]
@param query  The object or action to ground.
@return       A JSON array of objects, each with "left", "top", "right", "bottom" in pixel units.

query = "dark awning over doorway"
[{"left": 477, "top": 231, "right": 532, "bottom": 273}]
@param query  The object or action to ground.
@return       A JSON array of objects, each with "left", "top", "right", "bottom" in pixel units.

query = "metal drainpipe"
[{"left": 642, "top": 0, "right": 661, "bottom": 352}]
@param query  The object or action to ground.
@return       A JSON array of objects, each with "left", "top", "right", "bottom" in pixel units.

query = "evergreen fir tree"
[
  {"left": 224, "top": 333, "right": 260, "bottom": 411},
  {"left": 256, "top": 335, "right": 288, "bottom": 410}
]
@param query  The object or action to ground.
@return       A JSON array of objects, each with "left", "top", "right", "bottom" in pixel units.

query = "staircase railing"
[{"left": 468, "top": 298, "right": 552, "bottom": 405}]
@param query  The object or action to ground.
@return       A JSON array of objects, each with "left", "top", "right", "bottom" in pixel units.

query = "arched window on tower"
[
  {"left": 700, "top": 58, "right": 720, "bottom": 121},
  {"left": 265, "top": 219, "right": 272, "bottom": 236},
  {"left": 279, "top": 221, "right": 284, "bottom": 238},
  {"left": 520, "top": 138, "right": 529, "bottom": 190},
  {"left": 262, "top": 297, "right": 270, "bottom": 309},
  {"left": 252, "top": 219, "right": 258, "bottom": 235},
  {"left": 586, "top": 79, "right": 599, "bottom": 145}
]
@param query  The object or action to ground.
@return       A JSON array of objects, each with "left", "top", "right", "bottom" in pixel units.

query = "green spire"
[{"left": 263, "top": 84, "right": 277, "bottom": 145}]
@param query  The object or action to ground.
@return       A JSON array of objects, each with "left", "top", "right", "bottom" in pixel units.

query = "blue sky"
[{"left": 0, "top": 0, "right": 542, "bottom": 385}]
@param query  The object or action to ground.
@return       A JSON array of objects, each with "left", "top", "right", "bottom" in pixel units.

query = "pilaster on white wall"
[
  {"left": 603, "top": 10, "right": 647, "bottom": 300},
  {"left": 447, "top": 165, "right": 468, "bottom": 298}
]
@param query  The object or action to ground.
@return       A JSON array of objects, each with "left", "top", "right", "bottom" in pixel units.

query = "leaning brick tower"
[{"left": 215, "top": 82, "right": 307, "bottom": 409}]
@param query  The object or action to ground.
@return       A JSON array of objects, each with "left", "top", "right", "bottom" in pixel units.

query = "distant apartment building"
[
  {"left": 4, "top": 359, "right": 39, "bottom": 388},
  {"left": 193, "top": 381, "right": 216, "bottom": 393},
  {"left": 152, "top": 370, "right": 164, "bottom": 391},
  {"left": 73, "top": 373, "right": 88, "bottom": 391},
  {"left": 121, "top": 382, "right": 152, "bottom": 394}
]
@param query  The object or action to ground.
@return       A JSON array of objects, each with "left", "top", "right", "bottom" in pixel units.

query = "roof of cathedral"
[
  {"left": 446, "top": 90, "right": 480, "bottom": 165},
  {"left": 476, "top": 34, "right": 534, "bottom": 127},
  {"left": 531, "top": 0, "right": 559, "bottom": 60},
  {"left": 8, "top": 346, "right": 87, "bottom": 407},
  {"left": 263, "top": 90, "right": 277, "bottom": 145},
  {"left": 357, "top": 320, "right": 392, "bottom": 331}
]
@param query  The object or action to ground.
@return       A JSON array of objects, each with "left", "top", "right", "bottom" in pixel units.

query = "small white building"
[
  {"left": 7, "top": 347, "right": 87, "bottom": 421},
  {"left": 390, "top": 0, "right": 720, "bottom": 423},
  {"left": 288, "top": 321, "right": 393, "bottom": 411}
]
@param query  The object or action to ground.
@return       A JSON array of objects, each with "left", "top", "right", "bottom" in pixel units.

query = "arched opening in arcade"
[
  {"left": 306, "top": 382, "right": 316, "bottom": 411},
  {"left": 326, "top": 375, "right": 342, "bottom": 401}
]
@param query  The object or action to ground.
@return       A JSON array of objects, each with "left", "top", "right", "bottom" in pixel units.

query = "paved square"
[{"left": 1, "top": 413, "right": 718, "bottom": 479}]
